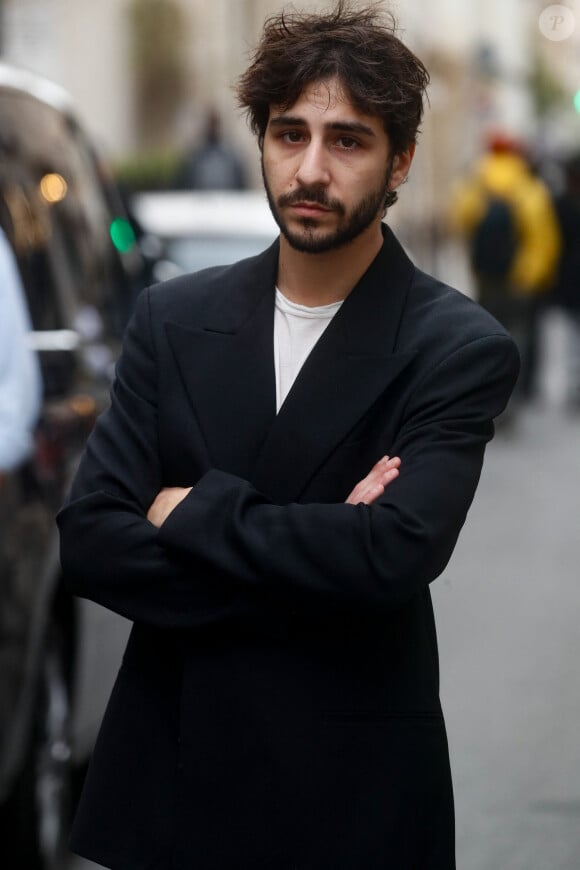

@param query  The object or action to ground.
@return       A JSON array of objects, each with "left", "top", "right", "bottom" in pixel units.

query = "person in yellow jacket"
[{"left": 450, "top": 134, "right": 561, "bottom": 400}]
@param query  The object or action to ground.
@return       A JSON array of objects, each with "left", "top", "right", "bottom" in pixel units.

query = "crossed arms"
[
  {"left": 57, "top": 286, "right": 519, "bottom": 629},
  {"left": 147, "top": 454, "right": 401, "bottom": 528}
]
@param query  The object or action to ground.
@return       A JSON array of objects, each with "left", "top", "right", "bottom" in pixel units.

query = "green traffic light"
[
  {"left": 110, "top": 217, "right": 136, "bottom": 253},
  {"left": 574, "top": 89, "right": 580, "bottom": 114}
]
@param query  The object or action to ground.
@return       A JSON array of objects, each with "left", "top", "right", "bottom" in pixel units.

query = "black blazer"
[{"left": 58, "top": 227, "right": 519, "bottom": 870}]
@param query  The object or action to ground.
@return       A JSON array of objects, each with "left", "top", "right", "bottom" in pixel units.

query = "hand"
[
  {"left": 147, "top": 486, "right": 192, "bottom": 528},
  {"left": 345, "top": 455, "right": 401, "bottom": 506}
]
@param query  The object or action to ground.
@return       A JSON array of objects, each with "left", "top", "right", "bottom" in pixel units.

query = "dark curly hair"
[{"left": 237, "top": 1, "right": 429, "bottom": 206}]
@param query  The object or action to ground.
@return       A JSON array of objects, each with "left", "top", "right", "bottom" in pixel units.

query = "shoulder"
[
  {"left": 146, "top": 260, "right": 246, "bottom": 316},
  {"left": 143, "top": 241, "right": 277, "bottom": 325},
  {"left": 406, "top": 267, "right": 511, "bottom": 340},
  {"left": 400, "top": 266, "right": 518, "bottom": 372}
]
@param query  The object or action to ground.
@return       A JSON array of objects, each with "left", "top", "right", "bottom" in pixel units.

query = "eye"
[
  {"left": 336, "top": 136, "right": 360, "bottom": 151},
  {"left": 282, "top": 130, "right": 304, "bottom": 144}
]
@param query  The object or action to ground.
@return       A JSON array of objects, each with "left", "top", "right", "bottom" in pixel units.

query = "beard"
[{"left": 261, "top": 158, "right": 394, "bottom": 254}]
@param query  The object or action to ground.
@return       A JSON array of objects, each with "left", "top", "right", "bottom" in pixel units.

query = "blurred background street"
[{"left": 1, "top": 0, "right": 579, "bottom": 868}]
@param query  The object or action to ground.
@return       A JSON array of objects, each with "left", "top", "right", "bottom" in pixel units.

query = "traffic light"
[
  {"left": 109, "top": 217, "right": 136, "bottom": 253},
  {"left": 574, "top": 89, "right": 580, "bottom": 113}
]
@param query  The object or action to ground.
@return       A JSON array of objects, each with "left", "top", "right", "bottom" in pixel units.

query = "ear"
[{"left": 389, "top": 143, "right": 416, "bottom": 190}]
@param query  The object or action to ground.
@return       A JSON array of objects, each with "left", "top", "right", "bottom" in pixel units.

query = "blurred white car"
[{"left": 131, "top": 190, "right": 279, "bottom": 279}]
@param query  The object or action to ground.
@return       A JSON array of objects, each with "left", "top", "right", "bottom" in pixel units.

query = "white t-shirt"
[{"left": 274, "top": 287, "right": 343, "bottom": 413}]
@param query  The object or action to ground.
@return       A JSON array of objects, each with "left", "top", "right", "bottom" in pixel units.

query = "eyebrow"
[{"left": 268, "top": 115, "right": 376, "bottom": 138}]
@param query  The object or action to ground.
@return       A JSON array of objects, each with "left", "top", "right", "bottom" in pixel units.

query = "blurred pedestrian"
[
  {"left": 0, "top": 226, "right": 42, "bottom": 486},
  {"left": 552, "top": 154, "right": 580, "bottom": 411},
  {"left": 450, "top": 133, "right": 560, "bottom": 402},
  {"left": 58, "top": 3, "right": 518, "bottom": 868},
  {"left": 177, "top": 107, "right": 248, "bottom": 190}
]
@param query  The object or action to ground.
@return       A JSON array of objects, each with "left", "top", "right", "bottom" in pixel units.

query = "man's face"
[{"left": 261, "top": 77, "right": 413, "bottom": 254}]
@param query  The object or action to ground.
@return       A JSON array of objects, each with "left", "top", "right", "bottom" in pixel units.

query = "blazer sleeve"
[
  {"left": 57, "top": 288, "right": 254, "bottom": 629},
  {"left": 156, "top": 331, "right": 519, "bottom": 612}
]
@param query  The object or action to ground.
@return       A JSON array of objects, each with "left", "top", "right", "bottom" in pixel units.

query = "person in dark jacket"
[
  {"left": 57, "top": 3, "right": 519, "bottom": 868},
  {"left": 178, "top": 108, "right": 248, "bottom": 190}
]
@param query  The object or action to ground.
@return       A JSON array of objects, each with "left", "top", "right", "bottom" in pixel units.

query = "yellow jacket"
[{"left": 450, "top": 152, "right": 561, "bottom": 294}]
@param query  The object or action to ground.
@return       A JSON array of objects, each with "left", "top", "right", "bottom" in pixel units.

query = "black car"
[{"left": 0, "top": 63, "right": 143, "bottom": 869}]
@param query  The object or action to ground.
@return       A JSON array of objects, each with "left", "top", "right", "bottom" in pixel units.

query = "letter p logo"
[{"left": 539, "top": 5, "right": 576, "bottom": 41}]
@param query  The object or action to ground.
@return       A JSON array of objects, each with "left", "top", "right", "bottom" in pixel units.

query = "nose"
[{"left": 295, "top": 140, "right": 330, "bottom": 188}]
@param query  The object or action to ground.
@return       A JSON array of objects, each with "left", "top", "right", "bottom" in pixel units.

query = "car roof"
[
  {"left": 0, "top": 61, "right": 74, "bottom": 114},
  {"left": 131, "top": 190, "right": 279, "bottom": 239}
]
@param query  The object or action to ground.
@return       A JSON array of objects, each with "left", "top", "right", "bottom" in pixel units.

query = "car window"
[
  {"left": 0, "top": 89, "right": 133, "bottom": 339},
  {"left": 166, "top": 234, "right": 276, "bottom": 274}
]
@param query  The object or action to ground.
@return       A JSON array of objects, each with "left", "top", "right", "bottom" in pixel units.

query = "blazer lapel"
[
  {"left": 164, "top": 242, "right": 278, "bottom": 478},
  {"left": 164, "top": 227, "right": 417, "bottom": 501},
  {"left": 251, "top": 226, "right": 417, "bottom": 504}
]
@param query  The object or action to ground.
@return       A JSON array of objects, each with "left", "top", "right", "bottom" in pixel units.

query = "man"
[
  {"left": 0, "top": 226, "right": 42, "bottom": 485},
  {"left": 177, "top": 107, "right": 248, "bottom": 191},
  {"left": 58, "top": 4, "right": 519, "bottom": 868}
]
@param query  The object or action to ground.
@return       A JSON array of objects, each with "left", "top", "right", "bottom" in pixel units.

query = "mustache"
[{"left": 278, "top": 187, "right": 345, "bottom": 215}]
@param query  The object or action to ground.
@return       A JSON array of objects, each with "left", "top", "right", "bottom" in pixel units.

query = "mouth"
[{"left": 289, "top": 202, "right": 332, "bottom": 217}]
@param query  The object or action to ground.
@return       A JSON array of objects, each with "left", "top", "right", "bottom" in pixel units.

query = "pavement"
[
  {"left": 434, "top": 399, "right": 580, "bottom": 870},
  {"left": 68, "top": 311, "right": 580, "bottom": 870}
]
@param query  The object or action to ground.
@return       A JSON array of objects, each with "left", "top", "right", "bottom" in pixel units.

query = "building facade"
[{"left": 1, "top": 0, "right": 578, "bottom": 246}]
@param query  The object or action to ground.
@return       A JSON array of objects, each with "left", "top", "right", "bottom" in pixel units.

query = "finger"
[
  {"left": 359, "top": 467, "right": 400, "bottom": 504},
  {"left": 363, "top": 459, "right": 400, "bottom": 490},
  {"left": 344, "top": 457, "right": 401, "bottom": 505},
  {"left": 379, "top": 455, "right": 400, "bottom": 469},
  {"left": 371, "top": 455, "right": 400, "bottom": 475},
  {"left": 347, "top": 470, "right": 399, "bottom": 506},
  {"left": 355, "top": 482, "right": 385, "bottom": 505}
]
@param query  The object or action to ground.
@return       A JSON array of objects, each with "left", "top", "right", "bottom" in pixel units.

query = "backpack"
[{"left": 470, "top": 195, "right": 518, "bottom": 277}]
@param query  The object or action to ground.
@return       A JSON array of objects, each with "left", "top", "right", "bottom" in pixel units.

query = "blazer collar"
[
  {"left": 166, "top": 227, "right": 417, "bottom": 500},
  {"left": 198, "top": 225, "right": 411, "bottom": 344},
  {"left": 164, "top": 242, "right": 279, "bottom": 479},
  {"left": 200, "top": 240, "right": 279, "bottom": 333},
  {"left": 251, "top": 225, "right": 417, "bottom": 502}
]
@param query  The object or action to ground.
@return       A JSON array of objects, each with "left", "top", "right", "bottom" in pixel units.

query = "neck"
[{"left": 276, "top": 222, "right": 384, "bottom": 306}]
